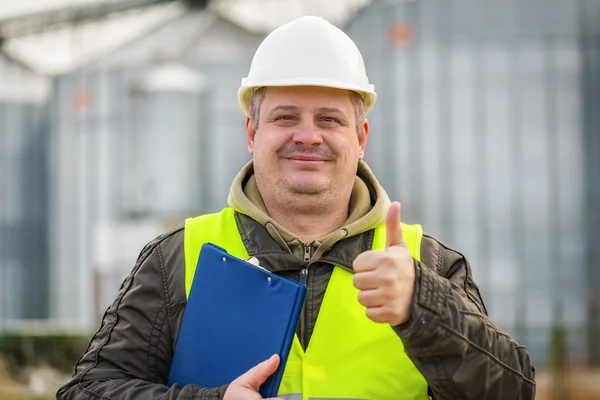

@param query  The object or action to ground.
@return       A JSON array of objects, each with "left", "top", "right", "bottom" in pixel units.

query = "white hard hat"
[{"left": 238, "top": 16, "right": 376, "bottom": 115}]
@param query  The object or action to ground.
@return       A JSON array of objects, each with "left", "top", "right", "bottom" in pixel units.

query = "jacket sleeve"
[
  {"left": 393, "top": 235, "right": 536, "bottom": 400},
  {"left": 56, "top": 229, "right": 229, "bottom": 400}
]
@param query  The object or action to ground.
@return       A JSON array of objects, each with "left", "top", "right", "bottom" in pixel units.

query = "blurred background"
[{"left": 0, "top": 0, "right": 598, "bottom": 398}]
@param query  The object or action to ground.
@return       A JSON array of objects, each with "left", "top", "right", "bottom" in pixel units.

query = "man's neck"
[{"left": 263, "top": 195, "right": 350, "bottom": 243}]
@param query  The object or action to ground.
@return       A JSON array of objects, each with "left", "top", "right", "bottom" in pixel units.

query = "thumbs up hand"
[{"left": 352, "top": 202, "right": 416, "bottom": 326}]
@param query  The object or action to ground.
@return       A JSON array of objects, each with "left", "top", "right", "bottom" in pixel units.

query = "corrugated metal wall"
[
  {"left": 49, "top": 68, "right": 128, "bottom": 325},
  {"left": 189, "top": 63, "right": 253, "bottom": 211},
  {"left": 0, "top": 102, "right": 49, "bottom": 324},
  {"left": 0, "top": 53, "right": 49, "bottom": 325},
  {"left": 581, "top": 0, "right": 600, "bottom": 365},
  {"left": 346, "top": 0, "right": 599, "bottom": 365},
  {"left": 48, "top": 12, "right": 261, "bottom": 326},
  {"left": 126, "top": 64, "right": 208, "bottom": 217}
]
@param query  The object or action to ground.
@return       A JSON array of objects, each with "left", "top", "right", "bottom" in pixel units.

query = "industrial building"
[{"left": 0, "top": 0, "right": 599, "bottom": 368}]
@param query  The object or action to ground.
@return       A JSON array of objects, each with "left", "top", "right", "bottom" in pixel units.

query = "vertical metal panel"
[
  {"left": 346, "top": 5, "right": 386, "bottom": 187},
  {"left": 581, "top": 0, "right": 600, "bottom": 365},
  {"left": 0, "top": 101, "right": 48, "bottom": 324},
  {"left": 50, "top": 72, "right": 89, "bottom": 325},
  {"left": 345, "top": 0, "right": 596, "bottom": 365},
  {"left": 192, "top": 63, "right": 252, "bottom": 213},
  {"left": 49, "top": 69, "right": 126, "bottom": 325},
  {"left": 482, "top": 39, "right": 517, "bottom": 325},
  {"left": 448, "top": 42, "right": 480, "bottom": 267},
  {"left": 127, "top": 65, "right": 207, "bottom": 217}
]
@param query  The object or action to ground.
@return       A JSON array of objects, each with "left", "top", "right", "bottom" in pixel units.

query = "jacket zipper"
[{"left": 298, "top": 242, "right": 311, "bottom": 349}]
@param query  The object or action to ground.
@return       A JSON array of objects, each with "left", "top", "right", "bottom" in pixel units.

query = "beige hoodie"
[{"left": 227, "top": 160, "right": 391, "bottom": 261}]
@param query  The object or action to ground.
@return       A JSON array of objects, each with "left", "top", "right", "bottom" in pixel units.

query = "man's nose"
[{"left": 292, "top": 120, "right": 323, "bottom": 146}]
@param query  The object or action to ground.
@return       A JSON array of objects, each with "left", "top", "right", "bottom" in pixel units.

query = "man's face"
[{"left": 246, "top": 86, "right": 369, "bottom": 201}]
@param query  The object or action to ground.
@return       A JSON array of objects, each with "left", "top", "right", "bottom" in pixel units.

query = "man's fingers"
[
  {"left": 365, "top": 306, "right": 388, "bottom": 324},
  {"left": 357, "top": 289, "right": 384, "bottom": 308},
  {"left": 242, "top": 354, "right": 280, "bottom": 391},
  {"left": 353, "top": 270, "right": 380, "bottom": 291},
  {"left": 386, "top": 201, "right": 405, "bottom": 248},
  {"left": 352, "top": 251, "right": 378, "bottom": 273}
]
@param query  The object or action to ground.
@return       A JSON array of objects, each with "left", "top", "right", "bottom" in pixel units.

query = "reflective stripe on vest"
[
  {"left": 279, "top": 395, "right": 302, "bottom": 400},
  {"left": 184, "top": 207, "right": 429, "bottom": 400},
  {"left": 280, "top": 396, "right": 366, "bottom": 400}
]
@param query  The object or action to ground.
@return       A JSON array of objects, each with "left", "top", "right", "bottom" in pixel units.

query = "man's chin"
[{"left": 286, "top": 181, "right": 328, "bottom": 196}]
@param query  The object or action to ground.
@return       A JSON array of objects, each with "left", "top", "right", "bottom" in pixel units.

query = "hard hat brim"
[{"left": 238, "top": 78, "right": 376, "bottom": 116}]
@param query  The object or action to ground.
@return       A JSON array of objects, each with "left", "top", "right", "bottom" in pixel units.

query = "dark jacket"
[{"left": 56, "top": 211, "right": 535, "bottom": 400}]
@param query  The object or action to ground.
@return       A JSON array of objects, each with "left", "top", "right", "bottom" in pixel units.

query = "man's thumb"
[
  {"left": 243, "top": 354, "right": 280, "bottom": 390},
  {"left": 386, "top": 202, "right": 405, "bottom": 248}
]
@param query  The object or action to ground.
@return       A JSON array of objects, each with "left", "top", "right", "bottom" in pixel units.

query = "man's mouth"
[{"left": 286, "top": 155, "right": 330, "bottom": 162}]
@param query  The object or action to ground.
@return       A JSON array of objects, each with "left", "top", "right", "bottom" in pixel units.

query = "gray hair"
[
  {"left": 249, "top": 87, "right": 366, "bottom": 133},
  {"left": 249, "top": 87, "right": 268, "bottom": 129}
]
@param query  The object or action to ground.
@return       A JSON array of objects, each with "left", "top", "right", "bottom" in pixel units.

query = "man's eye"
[
  {"left": 321, "top": 117, "right": 339, "bottom": 123},
  {"left": 275, "top": 115, "right": 295, "bottom": 121}
]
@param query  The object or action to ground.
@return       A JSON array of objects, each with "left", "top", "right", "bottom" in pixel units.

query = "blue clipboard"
[{"left": 168, "top": 242, "right": 307, "bottom": 397}]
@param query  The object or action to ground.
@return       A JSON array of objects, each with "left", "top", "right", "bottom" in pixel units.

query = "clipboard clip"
[
  {"left": 247, "top": 257, "right": 272, "bottom": 282},
  {"left": 247, "top": 256, "right": 268, "bottom": 271},
  {"left": 215, "top": 245, "right": 271, "bottom": 282}
]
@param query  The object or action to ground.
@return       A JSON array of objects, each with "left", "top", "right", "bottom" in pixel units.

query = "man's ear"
[
  {"left": 246, "top": 115, "right": 256, "bottom": 155},
  {"left": 358, "top": 118, "right": 369, "bottom": 158}
]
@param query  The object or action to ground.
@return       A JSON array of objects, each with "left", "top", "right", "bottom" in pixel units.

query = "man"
[{"left": 57, "top": 16, "right": 535, "bottom": 400}]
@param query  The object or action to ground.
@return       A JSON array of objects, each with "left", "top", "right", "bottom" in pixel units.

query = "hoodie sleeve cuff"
[{"left": 393, "top": 261, "right": 451, "bottom": 346}]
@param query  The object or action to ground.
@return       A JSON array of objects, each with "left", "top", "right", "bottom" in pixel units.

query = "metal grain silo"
[
  {"left": 48, "top": 8, "right": 264, "bottom": 327},
  {"left": 345, "top": 0, "right": 600, "bottom": 365},
  {"left": 0, "top": 51, "right": 50, "bottom": 326},
  {"left": 126, "top": 63, "right": 208, "bottom": 217}
]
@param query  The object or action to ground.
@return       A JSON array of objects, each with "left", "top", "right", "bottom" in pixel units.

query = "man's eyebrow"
[
  {"left": 266, "top": 105, "right": 347, "bottom": 117},
  {"left": 267, "top": 105, "right": 299, "bottom": 115},
  {"left": 316, "top": 107, "right": 343, "bottom": 113}
]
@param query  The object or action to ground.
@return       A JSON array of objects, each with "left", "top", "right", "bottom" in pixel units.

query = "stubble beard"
[{"left": 275, "top": 174, "right": 334, "bottom": 213}]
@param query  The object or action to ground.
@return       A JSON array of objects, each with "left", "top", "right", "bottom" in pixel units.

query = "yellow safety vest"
[{"left": 184, "top": 207, "right": 429, "bottom": 400}]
